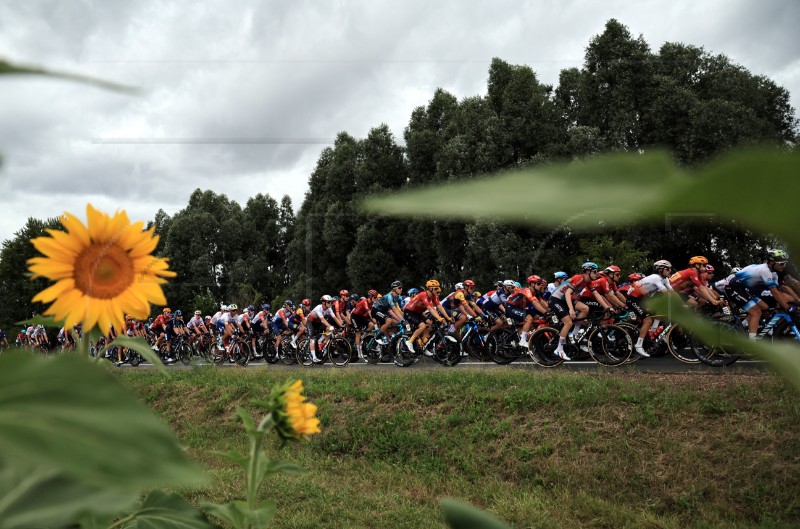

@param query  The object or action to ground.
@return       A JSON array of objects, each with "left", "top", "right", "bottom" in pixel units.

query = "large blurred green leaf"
[
  {"left": 16, "top": 314, "right": 64, "bottom": 329},
  {"left": 363, "top": 147, "right": 800, "bottom": 254},
  {"left": 0, "top": 352, "right": 204, "bottom": 490},
  {"left": 0, "top": 461, "right": 137, "bottom": 529},
  {"left": 120, "top": 491, "right": 218, "bottom": 529},
  {"left": 440, "top": 499, "right": 512, "bottom": 529},
  {"left": 0, "top": 58, "right": 137, "bottom": 93}
]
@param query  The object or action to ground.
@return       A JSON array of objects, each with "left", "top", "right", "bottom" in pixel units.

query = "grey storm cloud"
[{"left": 0, "top": 0, "right": 798, "bottom": 242}]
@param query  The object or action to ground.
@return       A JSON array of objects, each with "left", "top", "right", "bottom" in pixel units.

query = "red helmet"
[
  {"left": 628, "top": 273, "right": 643, "bottom": 282},
  {"left": 705, "top": 264, "right": 715, "bottom": 273},
  {"left": 302, "top": 298, "right": 311, "bottom": 306},
  {"left": 527, "top": 275, "right": 542, "bottom": 284},
  {"left": 339, "top": 289, "right": 349, "bottom": 297},
  {"left": 464, "top": 279, "right": 476, "bottom": 287},
  {"left": 368, "top": 289, "right": 378, "bottom": 297},
  {"left": 604, "top": 265, "right": 621, "bottom": 274}
]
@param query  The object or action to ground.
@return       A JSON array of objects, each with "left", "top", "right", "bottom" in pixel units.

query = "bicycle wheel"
[
  {"left": 393, "top": 337, "right": 417, "bottom": 367},
  {"left": 363, "top": 336, "right": 383, "bottom": 365},
  {"left": 689, "top": 322, "right": 740, "bottom": 367},
  {"left": 463, "top": 331, "right": 490, "bottom": 361},
  {"left": 262, "top": 338, "right": 279, "bottom": 364},
  {"left": 328, "top": 338, "right": 352, "bottom": 367},
  {"left": 233, "top": 342, "right": 250, "bottom": 366},
  {"left": 528, "top": 327, "right": 564, "bottom": 367},
  {"left": 486, "top": 328, "right": 518, "bottom": 365},
  {"left": 432, "top": 333, "right": 462, "bottom": 366},
  {"left": 295, "top": 339, "right": 314, "bottom": 366},
  {"left": 588, "top": 325, "right": 631, "bottom": 366},
  {"left": 666, "top": 325, "right": 701, "bottom": 364},
  {"left": 279, "top": 337, "right": 297, "bottom": 364},
  {"left": 178, "top": 343, "right": 192, "bottom": 365}
]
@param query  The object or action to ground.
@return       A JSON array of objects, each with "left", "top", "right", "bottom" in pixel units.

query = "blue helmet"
[
  {"left": 514, "top": 281, "right": 521, "bottom": 288},
  {"left": 554, "top": 271, "right": 569, "bottom": 280},
  {"left": 408, "top": 287, "right": 420, "bottom": 296},
  {"left": 247, "top": 305, "right": 255, "bottom": 312},
  {"left": 582, "top": 262, "right": 599, "bottom": 271},
  {"left": 262, "top": 303, "right": 271, "bottom": 311}
]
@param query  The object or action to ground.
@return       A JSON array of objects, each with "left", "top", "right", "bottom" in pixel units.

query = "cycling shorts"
[{"left": 352, "top": 314, "right": 370, "bottom": 331}]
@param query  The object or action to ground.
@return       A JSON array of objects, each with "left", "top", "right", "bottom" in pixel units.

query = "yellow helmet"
[
  {"left": 425, "top": 279, "right": 440, "bottom": 289},
  {"left": 162, "top": 307, "right": 171, "bottom": 314},
  {"left": 689, "top": 256, "right": 708, "bottom": 266}
]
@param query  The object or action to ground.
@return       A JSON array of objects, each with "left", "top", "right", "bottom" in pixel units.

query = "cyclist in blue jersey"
[{"left": 726, "top": 249, "right": 794, "bottom": 339}]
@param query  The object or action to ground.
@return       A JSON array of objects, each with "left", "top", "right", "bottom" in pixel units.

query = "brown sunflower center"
[{"left": 73, "top": 243, "right": 134, "bottom": 299}]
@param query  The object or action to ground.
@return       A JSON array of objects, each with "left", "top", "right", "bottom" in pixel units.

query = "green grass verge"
[{"left": 120, "top": 368, "right": 800, "bottom": 529}]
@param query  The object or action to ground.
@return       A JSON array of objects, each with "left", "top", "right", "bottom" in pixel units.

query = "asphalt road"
[{"left": 118, "top": 356, "right": 771, "bottom": 373}]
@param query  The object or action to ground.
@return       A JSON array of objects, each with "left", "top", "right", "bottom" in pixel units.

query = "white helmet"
[
  {"left": 455, "top": 282, "right": 465, "bottom": 291},
  {"left": 503, "top": 279, "right": 515, "bottom": 287},
  {"left": 731, "top": 267, "right": 742, "bottom": 274},
  {"left": 221, "top": 304, "right": 229, "bottom": 311}
]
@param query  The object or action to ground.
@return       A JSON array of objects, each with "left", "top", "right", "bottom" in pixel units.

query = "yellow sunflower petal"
[
  {"left": 127, "top": 231, "right": 158, "bottom": 258},
  {"left": 46, "top": 228, "right": 85, "bottom": 254},
  {"left": 32, "top": 235, "right": 79, "bottom": 262},
  {"left": 32, "top": 278, "right": 76, "bottom": 304},
  {"left": 60, "top": 212, "right": 90, "bottom": 248},
  {"left": 28, "top": 258, "right": 75, "bottom": 280}
]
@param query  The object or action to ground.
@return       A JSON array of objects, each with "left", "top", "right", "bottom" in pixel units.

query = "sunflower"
[
  {"left": 271, "top": 380, "right": 321, "bottom": 441},
  {"left": 28, "top": 204, "right": 176, "bottom": 333}
]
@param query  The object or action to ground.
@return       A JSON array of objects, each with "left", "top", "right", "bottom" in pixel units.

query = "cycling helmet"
[
  {"left": 261, "top": 303, "right": 271, "bottom": 311},
  {"left": 767, "top": 249, "right": 789, "bottom": 262},
  {"left": 455, "top": 282, "right": 465, "bottom": 291},
  {"left": 426, "top": 279, "right": 440, "bottom": 289},
  {"left": 604, "top": 265, "right": 621, "bottom": 274},
  {"left": 163, "top": 307, "right": 171, "bottom": 314},
  {"left": 301, "top": 299, "right": 311, "bottom": 306},
  {"left": 283, "top": 299, "right": 294, "bottom": 308},
  {"left": 689, "top": 256, "right": 708, "bottom": 265},
  {"left": 321, "top": 295, "right": 334, "bottom": 302},
  {"left": 247, "top": 305, "right": 255, "bottom": 312},
  {"left": 228, "top": 304, "right": 238, "bottom": 311},
  {"left": 502, "top": 279, "right": 515, "bottom": 287},
  {"left": 464, "top": 279, "right": 476, "bottom": 288},
  {"left": 408, "top": 288, "right": 420, "bottom": 296},
  {"left": 582, "top": 262, "right": 599, "bottom": 271},
  {"left": 705, "top": 264, "right": 715, "bottom": 273},
  {"left": 554, "top": 271, "right": 569, "bottom": 280},
  {"left": 339, "top": 289, "right": 349, "bottom": 297},
  {"left": 20, "top": 328, "right": 25, "bottom": 333},
  {"left": 527, "top": 275, "right": 542, "bottom": 284},
  {"left": 628, "top": 273, "right": 643, "bottom": 282},
  {"left": 514, "top": 281, "right": 522, "bottom": 288},
  {"left": 204, "top": 316, "right": 211, "bottom": 320},
  {"left": 473, "top": 291, "right": 482, "bottom": 298},
  {"left": 221, "top": 305, "right": 229, "bottom": 311},
  {"left": 194, "top": 310, "right": 202, "bottom": 316},
  {"left": 730, "top": 267, "right": 742, "bottom": 274},
  {"left": 391, "top": 280, "right": 402, "bottom": 288},
  {"left": 349, "top": 293, "right": 359, "bottom": 300},
  {"left": 368, "top": 289, "right": 379, "bottom": 297},
  {"left": 654, "top": 260, "right": 672, "bottom": 271},
  {"left": 174, "top": 310, "right": 183, "bottom": 317}
]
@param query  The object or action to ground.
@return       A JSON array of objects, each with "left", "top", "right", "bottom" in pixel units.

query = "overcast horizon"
[{"left": 1, "top": 0, "right": 798, "bottom": 243}]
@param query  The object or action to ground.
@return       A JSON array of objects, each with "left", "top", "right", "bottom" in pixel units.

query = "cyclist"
[
  {"left": 221, "top": 304, "right": 244, "bottom": 351},
  {"left": 334, "top": 290, "right": 352, "bottom": 326},
  {"left": 627, "top": 260, "right": 674, "bottom": 357},
  {"left": 187, "top": 310, "right": 211, "bottom": 347},
  {"left": 371, "top": 280, "right": 405, "bottom": 344},
  {"left": 151, "top": 308, "right": 172, "bottom": 353},
  {"left": 250, "top": 304, "right": 272, "bottom": 339},
  {"left": 403, "top": 279, "right": 452, "bottom": 353},
  {"left": 549, "top": 263, "right": 601, "bottom": 360},
  {"left": 670, "top": 256, "right": 721, "bottom": 308},
  {"left": 351, "top": 290, "right": 378, "bottom": 360},
  {"left": 403, "top": 287, "right": 419, "bottom": 306},
  {"left": 271, "top": 300, "right": 296, "bottom": 350},
  {"left": 545, "top": 272, "right": 569, "bottom": 300},
  {"left": 507, "top": 275, "right": 550, "bottom": 347},
  {"left": 0, "top": 328, "right": 6, "bottom": 349},
  {"left": 306, "top": 295, "right": 343, "bottom": 363},
  {"left": 726, "top": 249, "right": 794, "bottom": 339},
  {"left": 160, "top": 310, "right": 178, "bottom": 363},
  {"left": 287, "top": 300, "right": 310, "bottom": 347},
  {"left": 441, "top": 282, "right": 482, "bottom": 338},
  {"left": 16, "top": 328, "right": 27, "bottom": 347},
  {"left": 480, "top": 280, "right": 517, "bottom": 332}
]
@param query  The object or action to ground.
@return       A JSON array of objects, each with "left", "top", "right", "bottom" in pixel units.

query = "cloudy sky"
[{"left": 1, "top": 0, "right": 798, "bottom": 243}]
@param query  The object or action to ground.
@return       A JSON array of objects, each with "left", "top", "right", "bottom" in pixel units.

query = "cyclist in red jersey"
[
  {"left": 403, "top": 279, "right": 452, "bottom": 354},
  {"left": 334, "top": 290, "right": 352, "bottom": 326},
  {"left": 669, "top": 256, "right": 720, "bottom": 308},
  {"left": 507, "top": 275, "right": 550, "bottom": 347},
  {"left": 351, "top": 290, "right": 378, "bottom": 360},
  {"left": 549, "top": 262, "right": 600, "bottom": 360}
]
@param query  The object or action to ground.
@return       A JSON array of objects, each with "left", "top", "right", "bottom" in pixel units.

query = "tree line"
[{"left": 1, "top": 19, "right": 796, "bottom": 328}]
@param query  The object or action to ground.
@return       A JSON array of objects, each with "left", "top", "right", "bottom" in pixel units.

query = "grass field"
[{"left": 120, "top": 368, "right": 800, "bottom": 528}]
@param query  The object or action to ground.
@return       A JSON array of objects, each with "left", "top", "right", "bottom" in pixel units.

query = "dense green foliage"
[
  {"left": 0, "top": 19, "right": 796, "bottom": 327},
  {"left": 123, "top": 368, "right": 800, "bottom": 529}
]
